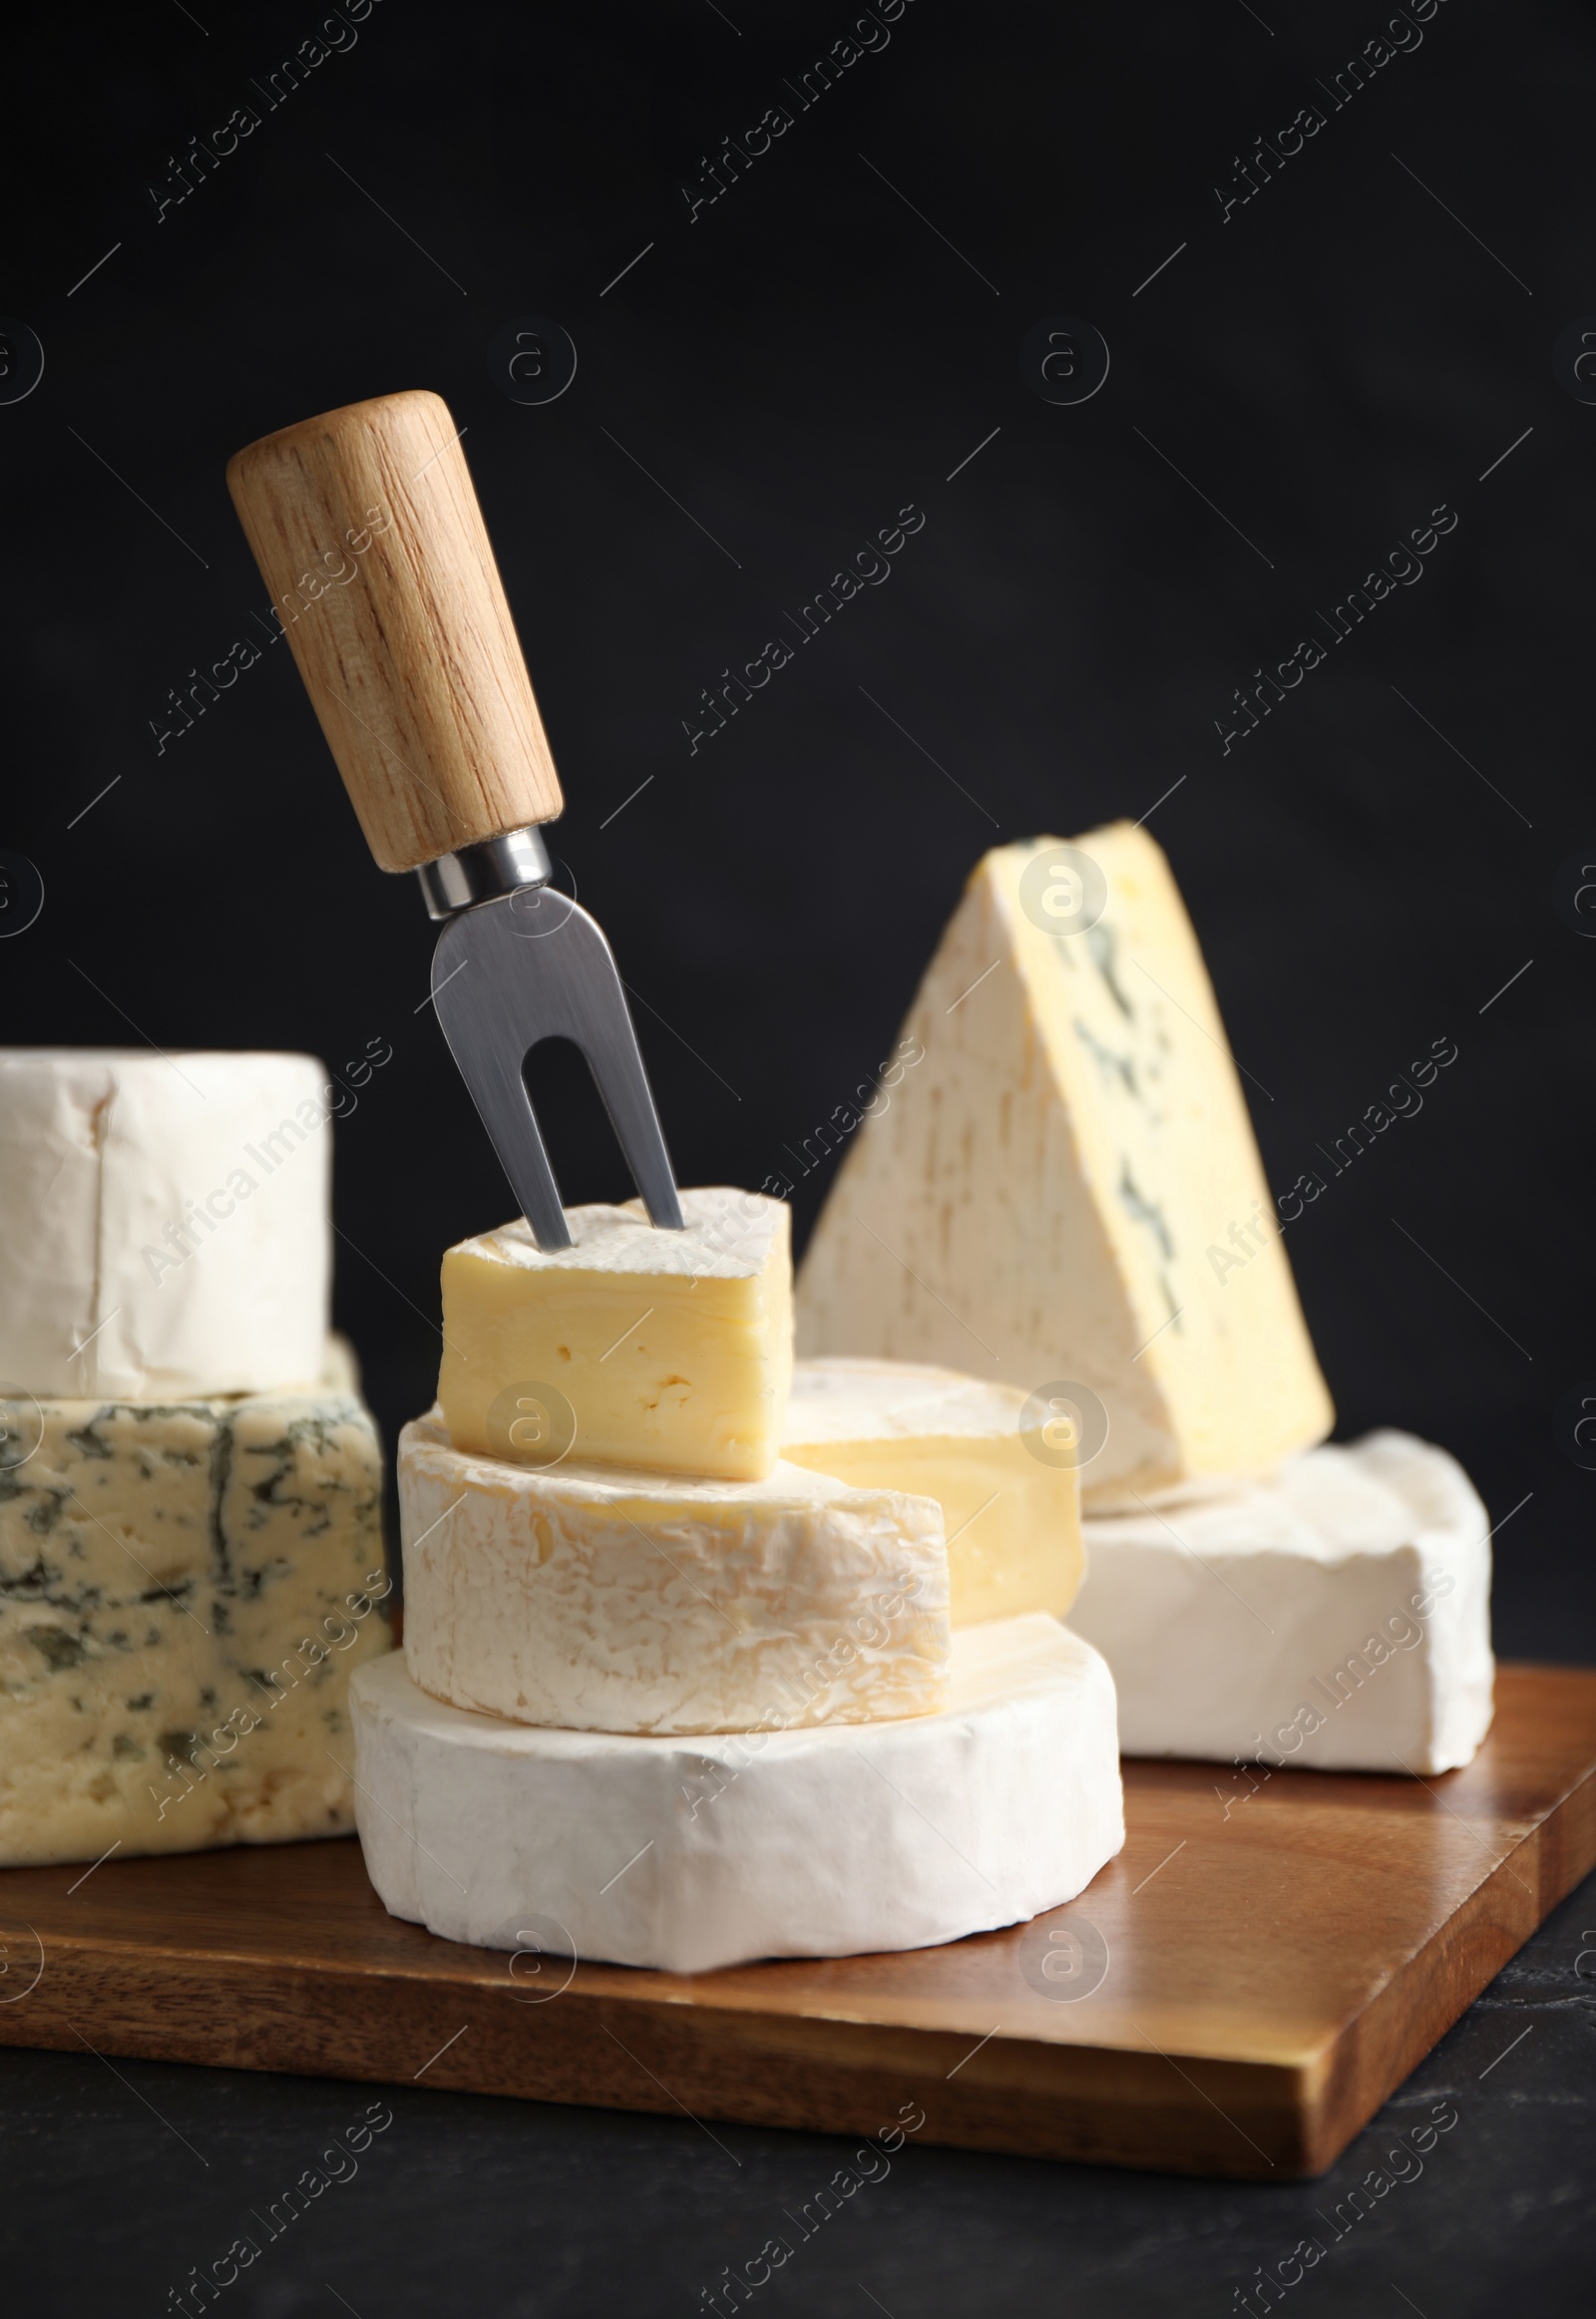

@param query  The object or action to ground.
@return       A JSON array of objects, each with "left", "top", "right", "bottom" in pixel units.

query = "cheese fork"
[{"left": 227, "top": 389, "right": 683, "bottom": 1252}]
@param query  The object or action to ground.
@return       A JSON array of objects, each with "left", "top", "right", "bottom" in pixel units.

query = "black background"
[{"left": 2, "top": 1, "right": 1594, "bottom": 2310}]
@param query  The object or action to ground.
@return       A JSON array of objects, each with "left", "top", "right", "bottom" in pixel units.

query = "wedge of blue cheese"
[
  {"left": 795, "top": 825, "right": 1334, "bottom": 1502},
  {"left": 0, "top": 1356, "right": 394, "bottom": 1865}
]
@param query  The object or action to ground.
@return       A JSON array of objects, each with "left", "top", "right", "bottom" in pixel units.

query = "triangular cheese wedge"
[{"left": 795, "top": 823, "right": 1333, "bottom": 1502}]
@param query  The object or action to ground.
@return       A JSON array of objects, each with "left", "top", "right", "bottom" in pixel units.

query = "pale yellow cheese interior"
[
  {"left": 780, "top": 1355, "right": 1082, "bottom": 1627},
  {"left": 438, "top": 1187, "right": 793, "bottom": 1481}
]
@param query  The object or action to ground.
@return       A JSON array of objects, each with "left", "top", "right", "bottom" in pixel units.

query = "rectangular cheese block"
[
  {"left": 398, "top": 1410, "right": 949, "bottom": 1735},
  {"left": 352, "top": 1615, "right": 1123, "bottom": 1971},
  {"left": 438, "top": 1187, "right": 793, "bottom": 1481},
  {"left": 794, "top": 827, "right": 1333, "bottom": 1503},
  {"left": 1065, "top": 1431, "right": 1493, "bottom": 1773},
  {"left": 0, "top": 1363, "right": 395, "bottom": 1865},
  {"left": 779, "top": 1355, "right": 1083, "bottom": 1627},
  {"left": 0, "top": 1047, "right": 334, "bottom": 1398}
]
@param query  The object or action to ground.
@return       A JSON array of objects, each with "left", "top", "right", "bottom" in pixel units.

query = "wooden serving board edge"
[
  {"left": 1298, "top": 1746, "right": 1596, "bottom": 2173},
  {"left": 3, "top": 1672, "right": 1594, "bottom": 2180},
  {"left": 1, "top": 1932, "right": 1320, "bottom": 2176}
]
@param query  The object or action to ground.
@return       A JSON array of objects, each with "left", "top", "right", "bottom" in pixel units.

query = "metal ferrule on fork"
[{"left": 417, "top": 827, "right": 554, "bottom": 922}]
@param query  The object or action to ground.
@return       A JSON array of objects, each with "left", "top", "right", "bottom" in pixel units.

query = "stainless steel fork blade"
[{"left": 431, "top": 886, "right": 685, "bottom": 1251}]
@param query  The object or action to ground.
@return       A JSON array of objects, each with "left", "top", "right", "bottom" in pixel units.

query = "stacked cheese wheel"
[
  {"left": 0, "top": 1049, "right": 395, "bottom": 1866},
  {"left": 355, "top": 819, "right": 1497, "bottom": 1973},
  {"left": 349, "top": 1192, "right": 1125, "bottom": 1973}
]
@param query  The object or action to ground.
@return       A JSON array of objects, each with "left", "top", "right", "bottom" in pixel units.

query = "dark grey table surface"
[{"left": 4, "top": 1861, "right": 1591, "bottom": 2318}]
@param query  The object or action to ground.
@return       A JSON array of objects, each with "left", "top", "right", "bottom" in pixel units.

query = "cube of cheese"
[
  {"left": 779, "top": 1356, "right": 1083, "bottom": 1628},
  {"left": 398, "top": 1411, "right": 949, "bottom": 1735},
  {"left": 352, "top": 1615, "right": 1124, "bottom": 1971},
  {"left": 1065, "top": 1431, "right": 1493, "bottom": 1773},
  {"left": 0, "top": 1367, "right": 395, "bottom": 1865},
  {"left": 795, "top": 826, "right": 1334, "bottom": 1502},
  {"left": 0, "top": 1046, "right": 333, "bottom": 1399},
  {"left": 438, "top": 1187, "right": 792, "bottom": 1481}
]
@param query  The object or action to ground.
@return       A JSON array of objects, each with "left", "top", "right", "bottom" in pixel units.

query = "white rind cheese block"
[
  {"left": 1066, "top": 1430, "right": 1493, "bottom": 1773},
  {"left": 780, "top": 1355, "right": 1083, "bottom": 1628},
  {"left": 0, "top": 1047, "right": 334, "bottom": 1398},
  {"left": 0, "top": 1369, "right": 395, "bottom": 1865},
  {"left": 794, "top": 827, "right": 1333, "bottom": 1502},
  {"left": 439, "top": 1188, "right": 793, "bottom": 1482},
  {"left": 351, "top": 1616, "right": 1124, "bottom": 1972},
  {"left": 398, "top": 1411, "right": 949, "bottom": 1735}
]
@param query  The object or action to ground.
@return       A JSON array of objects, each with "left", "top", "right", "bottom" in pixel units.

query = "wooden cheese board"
[{"left": 2, "top": 1661, "right": 1592, "bottom": 2179}]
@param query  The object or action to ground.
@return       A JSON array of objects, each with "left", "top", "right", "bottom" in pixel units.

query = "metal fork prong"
[
  {"left": 429, "top": 889, "right": 681, "bottom": 1248},
  {"left": 540, "top": 899, "right": 684, "bottom": 1232},
  {"left": 580, "top": 1032, "right": 685, "bottom": 1232},
  {"left": 431, "top": 924, "right": 573, "bottom": 1247}
]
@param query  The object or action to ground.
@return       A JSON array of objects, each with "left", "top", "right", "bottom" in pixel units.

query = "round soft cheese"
[
  {"left": 1068, "top": 1429, "right": 1494, "bottom": 1773},
  {"left": 781, "top": 1355, "right": 1084, "bottom": 1628},
  {"left": 0, "top": 1047, "right": 334, "bottom": 1397},
  {"left": 350, "top": 1614, "right": 1124, "bottom": 1971},
  {"left": 398, "top": 1412, "right": 950, "bottom": 1734}
]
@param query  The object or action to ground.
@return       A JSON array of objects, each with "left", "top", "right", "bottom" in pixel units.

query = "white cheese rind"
[
  {"left": 1066, "top": 1430, "right": 1493, "bottom": 1773},
  {"left": 438, "top": 1187, "right": 793, "bottom": 1482},
  {"left": 398, "top": 1412, "right": 950, "bottom": 1735},
  {"left": 351, "top": 1616, "right": 1124, "bottom": 1971},
  {"left": 780, "top": 1355, "right": 1084, "bottom": 1628},
  {"left": 0, "top": 1048, "right": 332, "bottom": 1398},
  {"left": 0, "top": 1375, "right": 395, "bottom": 1865},
  {"left": 794, "top": 828, "right": 1333, "bottom": 1500}
]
